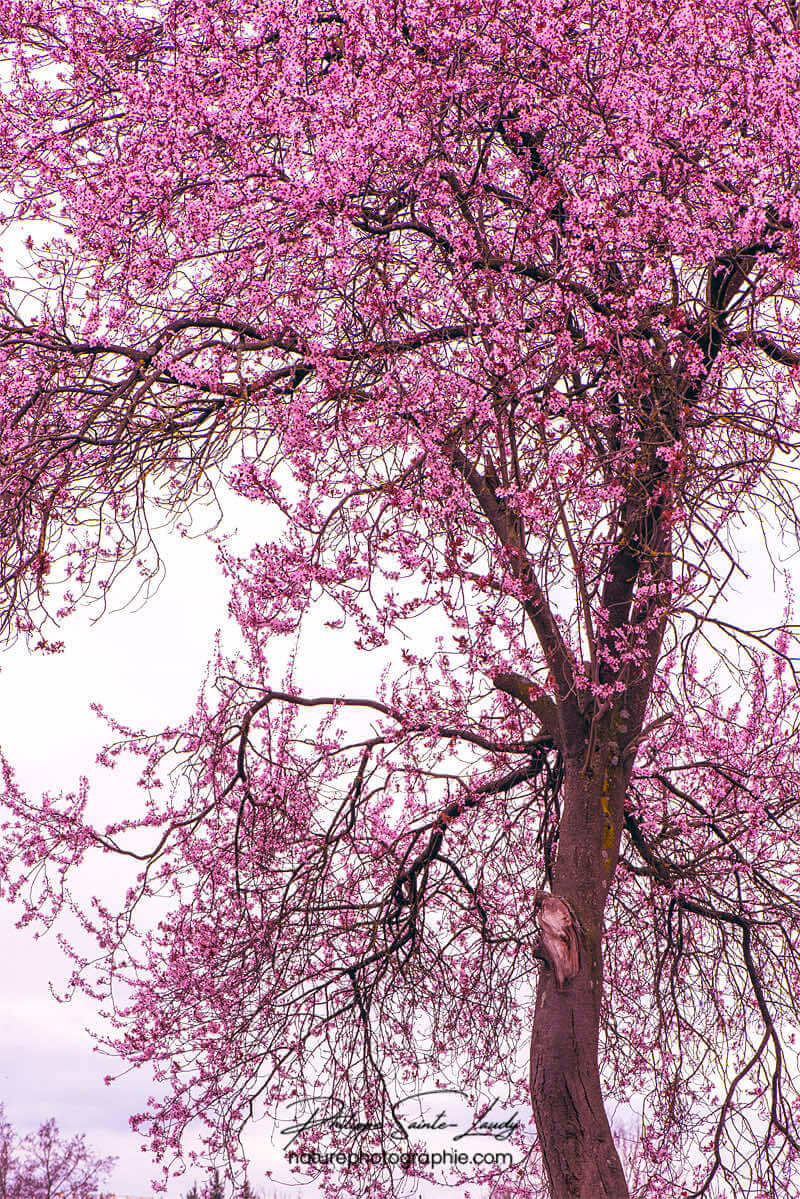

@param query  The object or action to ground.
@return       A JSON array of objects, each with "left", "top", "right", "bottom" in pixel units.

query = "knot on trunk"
[{"left": 534, "top": 893, "right": 580, "bottom": 987}]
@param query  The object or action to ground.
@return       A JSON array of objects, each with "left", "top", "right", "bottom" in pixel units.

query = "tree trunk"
[{"left": 529, "top": 763, "right": 630, "bottom": 1199}]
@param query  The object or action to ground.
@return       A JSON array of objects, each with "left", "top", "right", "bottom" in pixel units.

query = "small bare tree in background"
[{"left": 0, "top": 1107, "right": 114, "bottom": 1199}]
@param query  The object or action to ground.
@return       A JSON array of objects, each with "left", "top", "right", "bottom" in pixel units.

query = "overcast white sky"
[
  {"left": 0, "top": 512, "right": 345, "bottom": 1198},
  {"left": 0, "top": 510, "right": 513, "bottom": 1199},
  {"left": 0, "top": 526, "right": 233, "bottom": 1197}
]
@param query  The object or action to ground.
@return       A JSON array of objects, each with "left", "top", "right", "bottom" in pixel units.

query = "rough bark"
[{"left": 529, "top": 762, "right": 630, "bottom": 1199}]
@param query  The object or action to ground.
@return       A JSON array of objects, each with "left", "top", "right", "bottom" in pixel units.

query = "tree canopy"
[{"left": 2, "top": 1, "right": 800, "bottom": 1196}]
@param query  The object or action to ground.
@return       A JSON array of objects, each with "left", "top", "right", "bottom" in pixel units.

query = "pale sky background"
[
  {"left": 0, "top": 525, "right": 237, "bottom": 1198},
  {"left": 0, "top": 507, "right": 345, "bottom": 1197},
  {"left": 0, "top": 503, "right": 531, "bottom": 1199},
  {"left": 0, "top": 478, "right": 789, "bottom": 1197}
]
